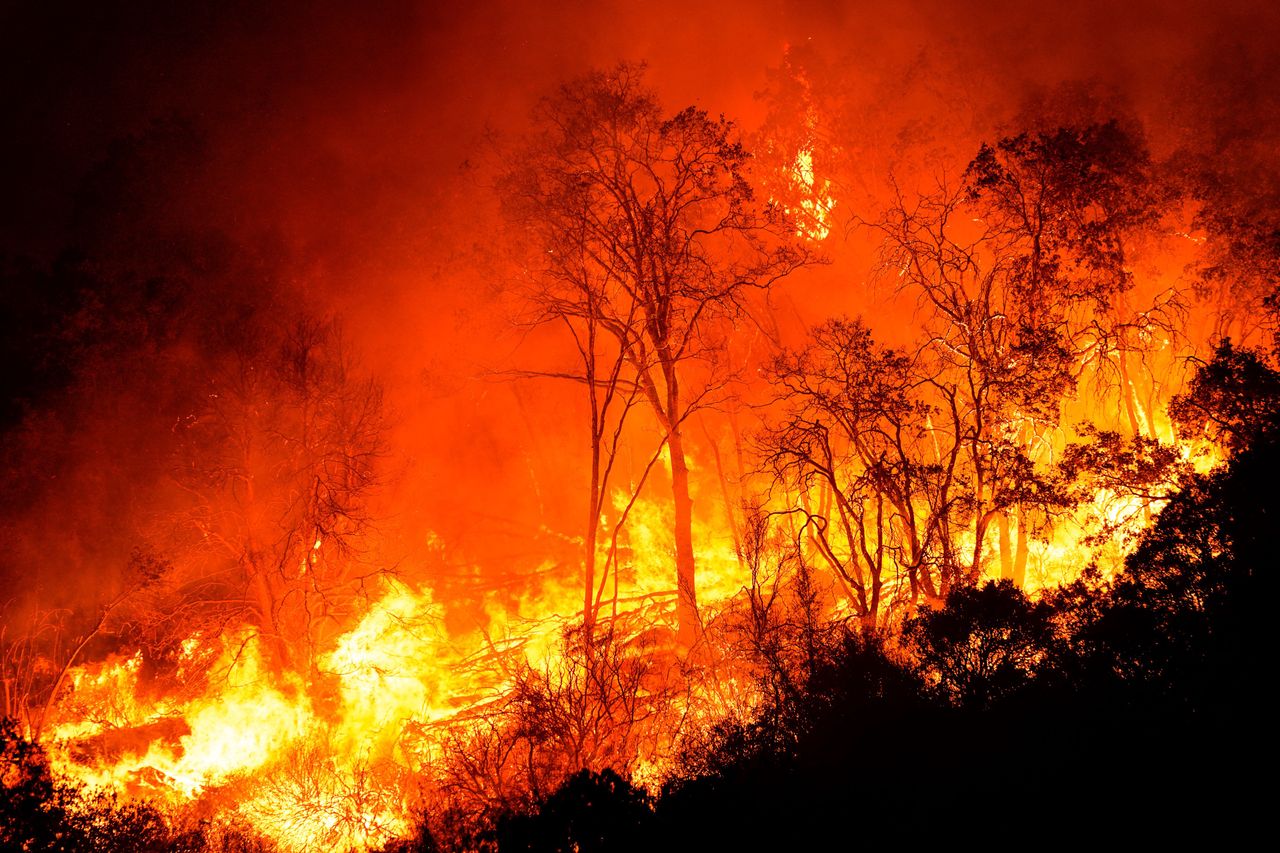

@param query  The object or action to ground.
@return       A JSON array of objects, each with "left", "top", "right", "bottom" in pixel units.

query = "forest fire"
[{"left": 2, "top": 1, "right": 1276, "bottom": 851}]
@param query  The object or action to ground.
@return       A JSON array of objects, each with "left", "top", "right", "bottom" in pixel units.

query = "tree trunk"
[
  {"left": 1117, "top": 347, "right": 1145, "bottom": 439},
  {"left": 701, "top": 419, "right": 743, "bottom": 569},
  {"left": 668, "top": 427, "right": 699, "bottom": 647},
  {"left": 584, "top": 433, "right": 602, "bottom": 638},
  {"left": 998, "top": 511, "right": 1014, "bottom": 581},
  {"left": 246, "top": 551, "right": 288, "bottom": 670},
  {"left": 970, "top": 512, "right": 991, "bottom": 585},
  {"left": 1013, "top": 505, "right": 1029, "bottom": 588},
  {"left": 583, "top": 505, "right": 599, "bottom": 639},
  {"left": 997, "top": 507, "right": 1029, "bottom": 587}
]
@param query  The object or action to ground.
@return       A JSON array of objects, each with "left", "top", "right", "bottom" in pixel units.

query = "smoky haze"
[{"left": 2, "top": 0, "right": 1277, "bottom": 633}]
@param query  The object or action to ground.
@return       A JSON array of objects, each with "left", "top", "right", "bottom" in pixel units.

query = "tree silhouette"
[
  {"left": 160, "top": 317, "right": 386, "bottom": 671},
  {"left": 761, "top": 318, "right": 941, "bottom": 620},
  {"left": 1169, "top": 338, "right": 1280, "bottom": 454},
  {"left": 2, "top": 716, "right": 218, "bottom": 852},
  {"left": 501, "top": 64, "right": 813, "bottom": 645},
  {"left": 494, "top": 768, "right": 651, "bottom": 853},
  {"left": 840, "top": 123, "right": 1174, "bottom": 588},
  {"left": 905, "top": 580, "right": 1054, "bottom": 709}
]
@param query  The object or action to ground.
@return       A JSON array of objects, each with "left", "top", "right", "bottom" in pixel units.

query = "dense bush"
[{"left": 449, "top": 381, "right": 1275, "bottom": 851}]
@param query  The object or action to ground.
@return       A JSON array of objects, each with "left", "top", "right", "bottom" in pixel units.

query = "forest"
[{"left": 2, "top": 2, "right": 1276, "bottom": 851}]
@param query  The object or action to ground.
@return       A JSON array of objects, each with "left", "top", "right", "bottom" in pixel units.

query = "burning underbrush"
[
  {"left": 3, "top": 479, "right": 1178, "bottom": 852},
  {"left": 3, "top": 34, "right": 1277, "bottom": 850},
  {"left": 7, "top": 512, "right": 785, "bottom": 851}
]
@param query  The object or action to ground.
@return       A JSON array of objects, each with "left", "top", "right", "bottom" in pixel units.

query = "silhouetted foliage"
[
  {"left": 377, "top": 821, "right": 440, "bottom": 853},
  {"left": 424, "top": 407, "right": 1273, "bottom": 848},
  {"left": 637, "top": 410, "right": 1269, "bottom": 848},
  {"left": 965, "top": 120, "right": 1167, "bottom": 306},
  {"left": 1, "top": 716, "right": 63, "bottom": 850},
  {"left": 494, "top": 769, "right": 651, "bottom": 853},
  {"left": 1, "top": 716, "right": 216, "bottom": 852},
  {"left": 1169, "top": 338, "right": 1280, "bottom": 453},
  {"left": 1058, "top": 426, "right": 1188, "bottom": 508},
  {"left": 1058, "top": 431, "right": 1273, "bottom": 718},
  {"left": 905, "top": 580, "right": 1055, "bottom": 709}
]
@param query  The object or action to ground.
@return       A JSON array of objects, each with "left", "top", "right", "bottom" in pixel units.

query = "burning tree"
[
  {"left": 761, "top": 122, "right": 1179, "bottom": 611},
  {"left": 871, "top": 176, "right": 1077, "bottom": 590},
  {"left": 500, "top": 64, "right": 813, "bottom": 645},
  {"left": 962, "top": 120, "right": 1178, "bottom": 439},
  {"left": 761, "top": 319, "right": 937, "bottom": 624},
  {"left": 158, "top": 317, "right": 387, "bottom": 672},
  {"left": 887, "top": 123, "right": 1182, "bottom": 575}
]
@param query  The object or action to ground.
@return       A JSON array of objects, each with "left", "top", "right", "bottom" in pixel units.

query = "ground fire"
[{"left": 2, "top": 2, "right": 1275, "bottom": 851}]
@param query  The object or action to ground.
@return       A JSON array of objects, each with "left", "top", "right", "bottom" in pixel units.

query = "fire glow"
[{"left": 2, "top": 3, "right": 1274, "bottom": 851}]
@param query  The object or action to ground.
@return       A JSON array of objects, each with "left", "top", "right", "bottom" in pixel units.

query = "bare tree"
[
  {"left": 761, "top": 319, "right": 941, "bottom": 622},
  {"left": 160, "top": 316, "right": 387, "bottom": 671},
  {"left": 734, "top": 505, "right": 832, "bottom": 712},
  {"left": 501, "top": 253, "right": 653, "bottom": 639},
  {"left": 501, "top": 64, "right": 814, "bottom": 645},
  {"left": 767, "top": 121, "right": 1169, "bottom": 594},
  {"left": 870, "top": 174, "right": 1081, "bottom": 588},
  {"left": 2, "top": 548, "right": 167, "bottom": 738}
]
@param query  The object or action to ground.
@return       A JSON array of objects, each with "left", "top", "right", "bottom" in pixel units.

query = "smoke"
[{"left": 2, "top": 0, "right": 1277, "bottom": 629}]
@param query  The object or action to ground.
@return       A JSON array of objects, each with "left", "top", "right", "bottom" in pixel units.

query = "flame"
[
  {"left": 20, "top": 120, "right": 1238, "bottom": 852},
  {"left": 790, "top": 149, "right": 836, "bottom": 241},
  {"left": 32, "top": 417, "right": 1219, "bottom": 849},
  {"left": 44, "top": 591, "right": 447, "bottom": 851},
  {"left": 38, "top": 458, "right": 771, "bottom": 849},
  {"left": 770, "top": 146, "right": 836, "bottom": 241},
  {"left": 49, "top": 631, "right": 313, "bottom": 799}
]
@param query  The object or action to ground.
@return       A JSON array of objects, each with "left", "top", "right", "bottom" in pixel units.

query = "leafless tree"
[
  {"left": 761, "top": 320, "right": 943, "bottom": 622},
  {"left": 159, "top": 316, "right": 387, "bottom": 672},
  {"left": 501, "top": 63, "right": 815, "bottom": 645},
  {"left": 2, "top": 549, "right": 166, "bottom": 738}
]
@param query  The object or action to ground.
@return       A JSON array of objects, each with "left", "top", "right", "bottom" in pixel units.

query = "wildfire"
[
  {"left": 776, "top": 147, "right": 837, "bottom": 241},
  {"left": 29, "top": 474, "right": 786, "bottom": 850},
  {"left": 2, "top": 36, "right": 1266, "bottom": 853},
  {"left": 42, "top": 591, "right": 445, "bottom": 850},
  {"left": 48, "top": 631, "right": 313, "bottom": 800},
  {"left": 34, "top": 421, "right": 1149, "bottom": 848}
]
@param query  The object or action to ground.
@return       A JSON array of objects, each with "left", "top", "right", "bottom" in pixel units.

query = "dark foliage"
[
  {"left": 7, "top": 343, "right": 1267, "bottom": 852},
  {"left": 1169, "top": 338, "right": 1280, "bottom": 453},
  {"left": 2, "top": 717, "right": 270, "bottom": 853},
  {"left": 1, "top": 716, "right": 64, "bottom": 851},
  {"left": 493, "top": 769, "right": 651, "bottom": 853},
  {"left": 377, "top": 821, "right": 440, "bottom": 853},
  {"left": 444, "top": 347, "right": 1275, "bottom": 851},
  {"left": 905, "top": 580, "right": 1055, "bottom": 710}
]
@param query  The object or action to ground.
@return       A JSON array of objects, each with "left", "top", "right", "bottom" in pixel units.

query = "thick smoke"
[{"left": 2, "top": 0, "right": 1277, "bottom": 633}]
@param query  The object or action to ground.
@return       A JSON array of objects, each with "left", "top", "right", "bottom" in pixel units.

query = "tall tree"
[
  {"left": 501, "top": 64, "right": 813, "bottom": 645},
  {"left": 964, "top": 120, "right": 1173, "bottom": 442},
  {"left": 162, "top": 317, "right": 386, "bottom": 671},
  {"left": 870, "top": 180, "right": 1072, "bottom": 589},
  {"left": 504, "top": 259, "right": 650, "bottom": 639},
  {"left": 852, "top": 122, "right": 1169, "bottom": 587}
]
